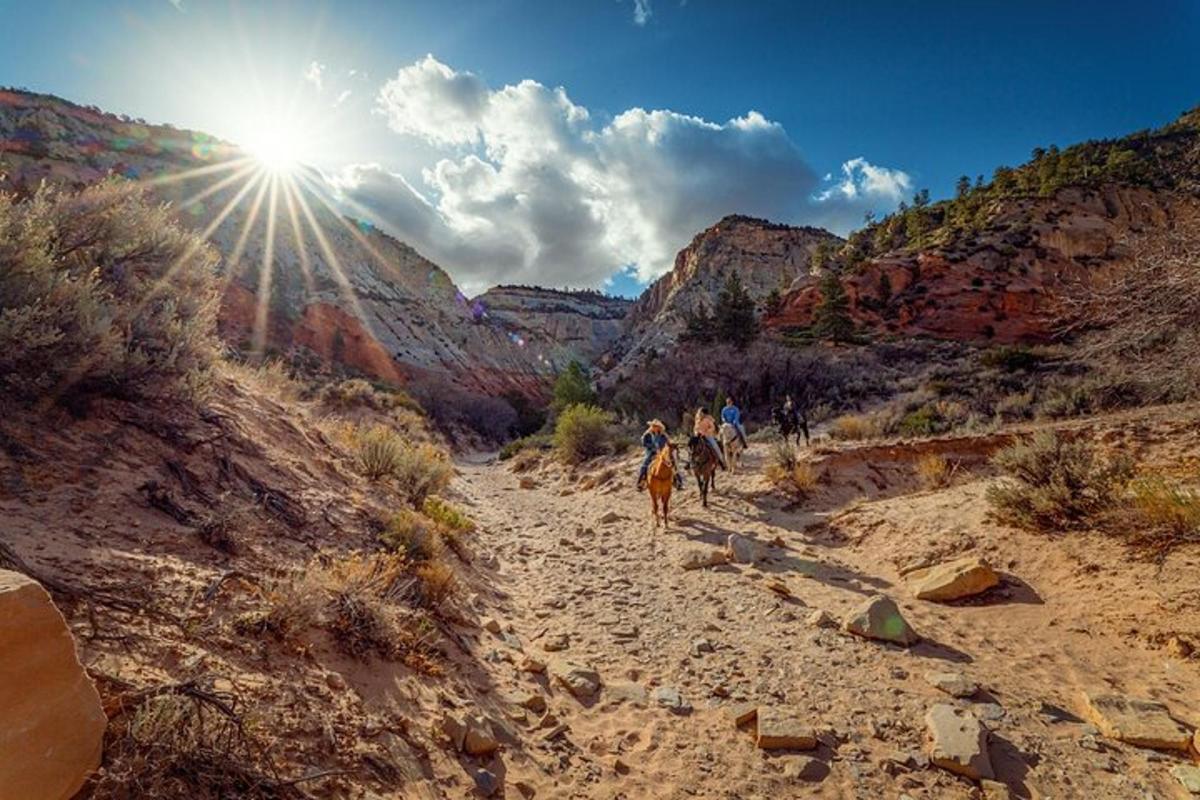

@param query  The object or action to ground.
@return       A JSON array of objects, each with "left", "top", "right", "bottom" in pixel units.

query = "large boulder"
[
  {"left": 1078, "top": 692, "right": 1193, "bottom": 751},
  {"left": 925, "top": 704, "right": 994, "bottom": 781},
  {"left": 907, "top": 556, "right": 1000, "bottom": 602},
  {"left": 842, "top": 595, "right": 920, "bottom": 646},
  {"left": 0, "top": 570, "right": 107, "bottom": 800}
]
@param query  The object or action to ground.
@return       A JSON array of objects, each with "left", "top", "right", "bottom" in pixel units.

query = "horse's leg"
[{"left": 664, "top": 490, "right": 670, "bottom": 528}]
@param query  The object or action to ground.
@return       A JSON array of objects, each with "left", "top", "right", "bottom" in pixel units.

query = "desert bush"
[
  {"left": 1121, "top": 473, "right": 1200, "bottom": 553},
  {"left": 981, "top": 345, "right": 1042, "bottom": 372},
  {"left": 916, "top": 453, "right": 956, "bottom": 489},
  {"left": 422, "top": 496, "right": 475, "bottom": 533},
  {"left": 765, "top": 440, "right": 819, "bottom": 499},
  {"left": 499, "top": 431, "right": 553, "bottom": 461},
  {"left": 317, "top": 378, "right": 422, "bottom": 415},
  {"left": 380, "top": 508, "right": 443, "bottom": 561},
  {"left": 986, "top": 431, "right": 1133, "bottom": 531},
  {"left": 829, "top": 413, "right": 883, "bottom": 441},
  {"left": 553, "top": 404, "right": 615, "bottom": 464},
  {"left": 0, "top": 179, "right": 221, "bottom": 404},
  {"left": 343, "top": 423, "right": 453, "bottom": 505},
  {"left": 414, "top": 560, "right": 458, "bottom": 608}
]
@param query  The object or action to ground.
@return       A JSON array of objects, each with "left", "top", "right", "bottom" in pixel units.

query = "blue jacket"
[
  {"left": 721, "top": 405, "right": 742, "bottom": 426},
  {"left": 642, "top": 431, "right": 669, "bottom": 453}
]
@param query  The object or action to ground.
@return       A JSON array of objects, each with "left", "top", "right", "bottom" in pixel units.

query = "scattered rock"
[
  {"left": 605, "top": 682, "right": 649, "bottom": 707},
  {"left": 550, "top": 660, "right": 601, "bottom": 698},
  {"left": 542, "top": 632, "right": 570, "bottom": 652},
  {"left": 325, "top": 672, "right": 347, "bottom": 691},
  {"left": 783, "top": 755, "right": 828, "bottom": 782},
  {"left": 756, "top": 707, "right": 818, "bottom": 750},
  {"left": 448, "top": 714, "right": 498, "bottom": 756},
  {"left": 726, "top": 533, "right": 765, "bottom": 564},
  {"left": 482, "top": 617, "right": 502, "bottom": 634},
  {"left": 691, "top": 638, "right": 715, "bottom": 656},
  {"left": 518, "top": 477, "right": 537, "bottom": 490},
  {"left": 1167, "top": 636, "right": 1194, "bottom": 659},
  {"left": 680, "top": 547, "right": 728, "bottom": 570},
  {"left": 806, "top": 609, "right": 836, "bottom": 629},
  {"left": 653, "top": 686, "right": 691, "bottom": 714},
  {"left": 439, "top": 712, "right": 468, "bottom": 751},
  {"left": 842, "top": 595, "right": 920, "bottom": 646},
  {"left": 0, "top": 571, "right": 107, "bottom": 800},
  {"left": 925, "top": 703, "right": 994, "bottom": 780},
  {"left": 514, "top": 780, "right": 536, "bottom": 798},
  {"left": 1172, "top": 765, "right": 1200, "bottom": 795},
  {"left": 730, "top": 703, "right": 758, "bottom": 727},
  {"left": 907, "top": 556, "right": 1000, "bottom": 602},
  {"left": 924, "top": 670, "right": 978, "bottom": 699},
  {"left": 599, "top": 511, "right": 622, "bottom": 524},
  {"left": 516, "top": 692, "right": 546, "bottom": 714},
  {"left": 1078, "top": 692, "right": 1193, "bottom": 751},
  {"left": 766, "top": 579, "right": 792, "bottom": 597},
  {"left": 519, "top": 655, "right": 546, "bottom": 673},
  {"left": 473, "top": 768, "right": 501, "bottom": 796}
]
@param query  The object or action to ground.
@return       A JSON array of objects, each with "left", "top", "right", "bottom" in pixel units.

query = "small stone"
[
  {"left": 691, "top": 638, "right": 715, "bottom": 656},
  {"left": 514, "top": 781, "right": 536, "bottom": 798},
  {"left": 923, "top": 670, "right": 978, "bottom": 699},
  {"left": 600, "top": 511, "right": 622, "bottom": 524},
  {"left": 462, "top": 715, "right": 499, "bottom": 756},
  {"left": 517, "top": 692, "right": 546, "bottom": 713},
  {"left": 473, "top": 768, "right": 500, "bottom": 796},
  {"left": 806, "top": 609, "right": 836, "bottom": 629},
  {"left": 726, "top": 533, "right": 765, "bottom": 564},
  {"left": 518, "top": 477, "right": 537, "bottom": 490},
  {"left": 925, "top": 703, "right": 994, "bottom": 780},
  {"left": 439, "top": 712, "right": 468, "bottom": 751},
  {"left": 542, "top": 632, "right": 570, "bottom": 652},
  {"left": 842, "top": 595, "right": 920, "bottom": 646},
  {"left": 519, "top": 655, "right": 546, "bottom": 673},
  {"left": 549, "top": 659, "right": 601, "bottom": 698},
  {"left": 653, "top": 686, "right": 691, "bottom": 714},
  {"left": 783, "top": 755, "right": 828, "bottom": 782},
  {"left": 730, "top": 703, "right": 758, "bottom": 727},
  {"left": 326, "top": 672, "right": 347, "bottom": 691},
  {"left": 756, "top": 707, "right": 818, "bottom": 750},
  {"left": 1078, "top": 692, "right": 1193, "bottom": 751},
  {"left": 482, "top": 617, "right": 502, "bottom": 634},
  {"left": 907, "top": 556, "right": 1000, "bottom": 602},
  {"left": 1166, "top": 636, "right": 1194, "bottom": 659}
]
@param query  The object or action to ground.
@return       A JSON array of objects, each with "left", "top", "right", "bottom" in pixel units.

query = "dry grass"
[
  {"left": 916, "top": 453, "right": 957, "bottom": 490},
  {"left": 829, "top": 413, "right": 883, "bottom": 441},
  {"left": 380, "top": 508, "right": 443, "bottom": 561},
  {"left": 421, "top": 496, "right": 475, "bottom": 533},
  {"left": 414, "top": 560, "right": 458, "bottom": 608},
  {"left": 1120, "top": 473, "right": 1200, "bottom": 556},
  {"left": 325, "top": 421, "right": 453, "bottom": 505},
  {"left": 765, "top": 440, "right": 819, "bottom": 500}
]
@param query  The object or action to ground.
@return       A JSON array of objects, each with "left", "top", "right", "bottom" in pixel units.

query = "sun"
[{"left": 240, "top": 118, "right": 307, "bottom": 174}]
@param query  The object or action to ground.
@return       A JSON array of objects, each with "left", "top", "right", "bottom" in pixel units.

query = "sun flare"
[{"left": 240, "top": 118, "right": 307, "bottom": 174}]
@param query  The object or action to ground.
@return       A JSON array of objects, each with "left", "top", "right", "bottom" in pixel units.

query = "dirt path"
[{"left": 452, "top": 435, "right": 1200, "bottom": 800}]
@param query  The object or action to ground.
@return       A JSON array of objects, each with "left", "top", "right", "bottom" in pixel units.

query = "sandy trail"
[{"left": 453, "top": 433, "right": 1200, "bottom": 800}]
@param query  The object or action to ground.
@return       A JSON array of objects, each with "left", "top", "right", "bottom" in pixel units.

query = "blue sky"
[{"left": 3, "top": 1, "right": 1199, "bottom": 295}]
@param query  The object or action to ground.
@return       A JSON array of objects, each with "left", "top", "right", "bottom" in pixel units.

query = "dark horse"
[
  {"left": 687, "top": 434, "right": 720, "bottom": 508},
  {"left": 772, "top": 404, "right": 810, "bottom": 447}
]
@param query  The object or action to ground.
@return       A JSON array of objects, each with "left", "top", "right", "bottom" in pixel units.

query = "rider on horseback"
[
  {"left": 637, "top": 419, "right": 685, "bottom": 491},
  {"left": 693, "top": 408, "right": 727, "bottom": 470},
  {"left": 721, "top": 397, "right": 748, "bottom": 449}
]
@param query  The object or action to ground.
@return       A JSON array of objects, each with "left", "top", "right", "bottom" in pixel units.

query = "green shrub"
[
  {"left": 986, "top": 431, "right": 1133, "bottom": 531},
  {"left": 553, "top": 404, "right": 614, "bottom": 464},
  {"left": 981, "top": 345, "right": 1042, "bottom": 372},
  {"left": 381, "top": 509, "right": 443, "bottom": 561},
  {"left": 421, "top": 496, "right": 475, "bottom": 533},
  {"left": 348, "top": 424, "right": 453, "bottom": 505},
  {"left": 1126, "top": 474, "right": 1200, "bottom": 546},
  {"left": 0, "top": 179, "right": 220, "bottom": 403},
  {"left": 898, "top": 406, "right": 942, "bottom": 437},
  {"left": 552, "top": 360, "right": 597, "bottom": 411},
  {"left": 499, "top": 432, "right": 553, "bottom": 461}
]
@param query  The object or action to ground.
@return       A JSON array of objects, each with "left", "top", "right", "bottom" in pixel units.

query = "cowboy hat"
[{"left": 646, "top": 419, "right": 666, "bottom": 430}]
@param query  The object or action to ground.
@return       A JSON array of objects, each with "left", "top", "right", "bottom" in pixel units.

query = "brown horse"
[
  {"left": 688, "top": 434, "right": 719, "bottom": 508},
  {"left": 647, "top": 441, "right": 678, "bottom": 528}
]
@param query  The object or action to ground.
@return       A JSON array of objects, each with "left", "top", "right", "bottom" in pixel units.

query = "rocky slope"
[
  {"left": 604, "top": 215, "right": 841, "bottom": 378},
  {"left": 0, "top": 88, "right": 611, "bottom": 403}
]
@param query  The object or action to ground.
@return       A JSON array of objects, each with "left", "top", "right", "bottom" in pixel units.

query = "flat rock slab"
[
  {"left": 925, "top": 703, "right": 994, "bottom": 781},
  {"left": 549, "top": 660, "right": 601, "bottom": 699},
  {"left": 924, "top": 670, "right": 979, "bottom": 699},
  {"left": 1173, "top": 765, "right": 1200, "bottom": 795},
  {"left": 0, "top": 570, "right": 107, "bottom": 800},
  {"left": 1078, "top": 692, "right": 1193, "bottom": 751},
  {"left": 680, "top": 547, "right": 728, "bottom": 570},
  {"left": 843, "top": 594, "right": 920, "bottom": 646},
  {"left": 907, "top": 556, "right": 1000, "bottom": 602},
  {"left": 756, "top": 707, "right": 817, "bottom": 750},
  {"left": 726, "top": 533, "right": 765, "bottom": 564}
]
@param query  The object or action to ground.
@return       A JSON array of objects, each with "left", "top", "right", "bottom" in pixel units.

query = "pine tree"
[
  {"left": 811, "top": 272, "right": 854, "bottom": 343},
  {"left": 712, "top": 271, "right": 759, "bottom": 349},
  {"left": 955, "top": 175, "right": 972, "bottom": 198},
  {"left": 681, "top": 300, "right": 715, "bottom": 343},
  {"left": 763, "top": 287, "right": 783, "bottom": 317},
  {"left": 552, "top": 360, "right": 596, "bottom": 411}
]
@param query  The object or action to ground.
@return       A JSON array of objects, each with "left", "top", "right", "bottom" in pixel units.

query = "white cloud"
[
  {"left": 333, "top": 89, "right": 352, "bottom": 107},
  {"left": 633, "top": 0, "right": 652, "bottom": 26},
  {"left": 356, "top": 55, "right": 911, "bottom": 293},
  {"left": 167, "top": 0, "right": 184, "bottom": 10},
  {"left": 304, "top": 61, "right": 326, "bottom": 92}
]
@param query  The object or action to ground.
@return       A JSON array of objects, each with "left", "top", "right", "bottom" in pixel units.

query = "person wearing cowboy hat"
[{"left": 637, "top": 419, "right": 684, "bottom": 491}]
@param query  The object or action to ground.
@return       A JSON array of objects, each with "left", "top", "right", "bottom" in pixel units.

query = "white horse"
[{"left": 719, "top": 422, "right": 745, "bottom": 474}]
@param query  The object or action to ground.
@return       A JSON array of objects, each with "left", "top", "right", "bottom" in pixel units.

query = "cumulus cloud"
[{"left": 348, "top": 55, "right": 910, "bottom": 293}]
